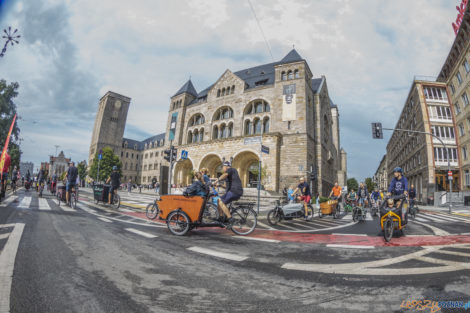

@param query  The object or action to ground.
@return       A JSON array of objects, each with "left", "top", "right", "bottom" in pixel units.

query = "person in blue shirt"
[
  {"left": 184, "top": 172, "right": 208, "bottom": 197},
  {"left": 287, "top": 186, "right": 295, "bottom": 203},
  {"left": 387, "top": 167, "right": 408, "bottom": 210}
]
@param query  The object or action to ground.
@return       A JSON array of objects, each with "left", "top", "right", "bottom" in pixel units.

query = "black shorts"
[{"left": 110, "top": 185, "right": 119, "bottom": 194}]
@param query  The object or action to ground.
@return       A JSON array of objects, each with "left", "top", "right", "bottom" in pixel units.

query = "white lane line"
[
  {"left": 124, "top": 228, "right": 158, "bottom": 238},
  {"left": 98, "top": 217, "right": 112, "bottom": 223},
  {"left": 434, "top": 249, "right": 470, "bottom": 257},
  {"left": 60, "top": 205, "right": 76, "bottom": 212},
  {"left": 38, "top": 198, "right": 51, "bottom": 211},
  {"left": 17, "top": 197, "right": 31, "bottom": 209},
  {"left": 187, "top": 246, "right": 248, "bottom": 261},
  {"left": 420, "top": 213, "right": 450, "bottom": 223},
  {"left": 0, "top": 233, "right": 9, "bottom": 240},
  {"left": 0, "top": 223, "right": 25, "bottom": 313},
  {"left": 0, "top": 196, "right": 17, "bottom": 207},
  {"left": 326, "top": 244, "right": 375, "bottom": 249},
  {"left": 436, "top": 213, "right": 470, "bottom": 223},
  {"left": 412, "top": 220, "right": 450, "bottom": 236},
  {"left": 421, "top": 213, "right": 455, "bottom": 223},
  {"left": 332, "top": 233, "right": 368, "bottom": 236},
  {"left": 0, "top": 224, "right": 15, "bottom": 229},
  {"left": 232, "top": 236, "right": 280, "bottom": 243},
  {"left": 341, "top": 214, "right": 353, "bottom": 220},
  {"left": 256, "top": 220, "right": 275, "bottom": 230}
]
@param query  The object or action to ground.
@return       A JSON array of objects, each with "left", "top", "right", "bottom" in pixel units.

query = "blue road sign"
[
  {"left": 261, "top": 145, "right": 269, "bottom": 154},
  {"left": 181, "top": 150, "right": 188, "bottom": 160},
  {"left": 98, "top": 154, "right": 102, "bottom": 160}
]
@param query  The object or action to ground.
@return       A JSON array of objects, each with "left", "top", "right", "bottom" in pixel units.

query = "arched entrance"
[
  {"left": 174, "top": 159, "right": 194, "bottom": 187},
  {"left": 232, "top": 151, "right": 260, "bottom": 188},
  {"left": 199, "top": 154, "right": 223, "bottom": 179}
]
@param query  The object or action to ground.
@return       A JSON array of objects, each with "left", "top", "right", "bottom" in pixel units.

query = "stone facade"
[
  {"left": 374, "top": 154, "right": 387, "bottom": 191},
  {"left": 88, "top": 50, "right": 347, "bottom": 195},
  {"left": 386, "top": 80, "right": 460, "bottom": 202}
]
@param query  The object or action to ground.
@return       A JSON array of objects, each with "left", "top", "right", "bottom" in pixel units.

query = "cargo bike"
[
  {"left": 92, "top": 184, "right": 120, "bottom": 209},
  {"left": 319, "top": 199, "right": 341, "bottom": 219},
  {"left": 157, "top": 192, "right": 257, "bottom": 236},
  {"left": 380, "top": 194, "right": 409, "bottom": 242},
  {"left": 267, "top": 200, "right": 314, "bottom": 225}
]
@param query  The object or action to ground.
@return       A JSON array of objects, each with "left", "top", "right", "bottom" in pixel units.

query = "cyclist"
[
  {"left": 347, "top": 189, "right": 357, "bottom": 203},
  {"left": 371, "top": 188, "right": 381, "bottom": 206},
  {"left": 387, "top": 167, "right": 409, "bottom": 222},
  {"left": 329, "top": 182, "right": 342, "bottom": 200},
  {"left": 214, "top": 161, "right": 243, "bottom": 225},
  {"left": 37, "top": 166, "right": 46, "bottom": 194},
  {"left": 408, "top": 184, "right": 417, "bottom": 208},
  {"left": 356, "top": 183, "right": 369, "bottom": 208},
  {"left": 51, "top": 173, "right": 58, "bottom": 194},
  {"left": 25, "top": 170, "right": 31, "bottom": 184},
  {"left": 293, "top": 177, "right": 312, "bottom": 220},
  {"left": 201, "top": 168, "right": 211, "bottom": 185},
  {"left": 0, "top": 151, "right": 10, "bottom": 200},
  {"left": 11, "top": 166, "right": 18, "bottom": 194},
  {"left": 106, "top": 166, "right": 120, "bottom": 204},
  {"left": 65, "top": 162, "right": 78, "bottom": 205},
  {"left": 184, "top": 172, "right": 208, "bottom": 196}
]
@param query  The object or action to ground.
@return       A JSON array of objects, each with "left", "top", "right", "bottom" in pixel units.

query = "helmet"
[
  {"left": 112, "top": 166, "right": 118, "bottom": 170},
  {"left": 393, "top": 167, "right": 403, "bottom": 173}
]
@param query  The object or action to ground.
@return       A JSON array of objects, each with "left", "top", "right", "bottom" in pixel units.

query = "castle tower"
[
  {"left": 88, "top": 91, "right": 131, "bottom": 166},
  {"left": 165, "top": 79, "right": 197, "bottom": 146}
]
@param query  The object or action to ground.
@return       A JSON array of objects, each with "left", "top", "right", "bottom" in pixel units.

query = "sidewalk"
[{"left": 419, "top": 204, "right": 470, "bottom": 213}]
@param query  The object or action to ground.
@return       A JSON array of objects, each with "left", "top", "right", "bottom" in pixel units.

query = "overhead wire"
[{"left": 247, "top": 0, "right": 274, "bottom": 61}]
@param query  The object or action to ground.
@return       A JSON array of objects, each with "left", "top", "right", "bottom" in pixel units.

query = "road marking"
[
  {"left": 256, "top": 220, "right": 274, "bottom": 230},
  {"left": 0, "top": 233, "right": 9, "bottom": 240},
  {"left": 434, "top": 249, "right": 470, "bottom": 257},
  {"left": 120, "top": 201, "right": 146, "bottom": 209},
  {"left": 60, "top": 205, "right": 76, "bottom": 212},
  {"left": 0, "top": 196, "right": 17, "bottom": 207},
  {"left": 17, "top": 197, "right": 31, "bottom": 209},
  {"left": 98, "top": 217, "right": 112, "bottom": 223},
  {"left": 332, "top": 233, "right": 368, "bottom": 236},
  {"left": 187, "top": 246, "right": 248, "bottom": 261},
  {"left": 232, "top": 236, "right": 280, "bottom": 243},
  {"left": 0, "top": 224, "right": 15, "bottom": 229},
  {"left": 124, "top": 228, "right": 158, "bottom": 238},
  {"left": 412, "top": 220, "right": 450, "bottom": 236},
  {"left": 326, "top": 244, "right": 375, "bottom": 249},
  {"left": 0, "top": 223, "right": 25, "bottom": 313},
  {"left": 38, "top": 198, "right": 51, "bottom": 211}
]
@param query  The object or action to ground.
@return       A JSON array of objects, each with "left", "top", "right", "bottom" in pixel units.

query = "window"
[
  {"left": 464, "top": 60, "right": 470, "bottom": 73},
  {"left": 213, "top": 125, "right": 219, "bottom": 139},
  {"left": 213, "top": 107, "right": 233, "bottom": 121},
  {"left": 137, "top": 155, "right": 139, "bottom": 160},
  {"left": 294, "top": 69, "right": 299, "bottom": 79},
  {"left": 255, "top": 79, "right": 269, "bottom": 86},
  {"left": 244, "top": 100, "right": 270, "bottom": 115},
  {"left": 432, "top": 126, "right": 456, "bottom": 139},
  {"left": 463, "top": 92, "right": 470, "bottom": 107},
  {"left": 254, "top": 118, "right": 262, "bottom": 134},
  {"left": 126, "top": 152, "right": 128, "bottom": 158},
  {"left": 465, "top": 170, "right": 470, "bottom": 186},
  {"left": 434, "top": 147, "right": 458, "bottom": 163},
  {"left": 457, "top": 71, "right": 463, "bottom": 85},
  {"left": 131, "top": 153, "right": 134, "bottom": 159},
  {"left": 281, "top": 71, "right": 286, "bottom": 81},
  {"left": 231, "top": 85, "right": 235, "bottom": 94},
  {"left": 144, "top": 165, "right": 147, "bottom": 171},
  {"left": 245, "top": 120, "right": 253, "bottom": 135},
  {"left": 428, "top": 106, "right": 452, "bottom": 120},
  {"left": 459, "top": 123, "right": 465, "bottom": 136},
  {"left": 463, "top": 146, "right": 468, "bottom": 160},
  {"left": 455, "top": 102, "right": 461, "bottom": 114},
  {"left": 189, "top": 114, "right": 205, "bottom": 126},
  {"left": 263, "top": 117, "right": 270, "bottom": 133},
  {"left": 149, "top": 164, "right": 152, "bottom": 170},
  {"left": 450, "top": 83, "right": 455, "bottom": 94},
  {"left": 287, "top": 71, "right": 293, "bottom": 80},
  {"left": 423, "top": 86, "right": 448, "bottom": 101},
  {"left": 217, "top": 89, "right": 221, "bottom": 97},
  {"left": 121, "top": 151, "right": 123, "bottom": 157}
]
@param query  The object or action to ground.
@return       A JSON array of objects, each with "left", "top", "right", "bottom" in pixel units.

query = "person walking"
[
  {"left": 155, "top": 181, "right": 160, "bottom": 194},
  {"left": 127, "top": 179, "right": 132, "bottom": 195}
]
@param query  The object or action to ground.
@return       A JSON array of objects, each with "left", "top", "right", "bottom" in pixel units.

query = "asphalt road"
[{"left": 1, "top": 188, "right": 470, "bottom": 313}]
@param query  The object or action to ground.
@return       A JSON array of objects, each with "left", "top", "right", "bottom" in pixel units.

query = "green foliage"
[
  {"left": 347, "top": 178, "right": 358, "bottom": 193},
  {"left": 365, "top": 177, "right": 375, "bottom": 192},
  {"left": 0, "top": 80, "right": 21, "bottom": 168},
  {"left": 319, "top": 196, "right": 330, "bottom": 203},
  {"left": 88, "top": 147, "right": 121, "bottom": 182},
  {"left": 77, "top": 161, "right": 87, "bottom": 181}
]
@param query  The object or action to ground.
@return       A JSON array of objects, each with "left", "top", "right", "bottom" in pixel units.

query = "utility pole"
[{"left": 373, "top": 123, "right": 453, "bottom": 213}]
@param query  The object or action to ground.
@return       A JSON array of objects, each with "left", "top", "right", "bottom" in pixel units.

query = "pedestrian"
[
  {"left": 127, "top": 179, "right": 132, "bottom": 195},
  {"left": 139, "top": 184, "right": 142, "bottom": 193},
  {"left": 155, "top": 181, "right": 160, "bottom": 194}
]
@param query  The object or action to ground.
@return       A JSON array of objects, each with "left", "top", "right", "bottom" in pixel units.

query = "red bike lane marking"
[{"left": 116, "top": 210, "right": 470, "bottom": 247}]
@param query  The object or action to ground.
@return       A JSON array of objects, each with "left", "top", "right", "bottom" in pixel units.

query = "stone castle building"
[{"left": 88, "top": 49, "right": 347, "bottom": 195}]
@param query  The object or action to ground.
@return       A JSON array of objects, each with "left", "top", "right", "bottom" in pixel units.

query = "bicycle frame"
[{"left": 380, "top": 211, "right": 403, "bottom": 231}]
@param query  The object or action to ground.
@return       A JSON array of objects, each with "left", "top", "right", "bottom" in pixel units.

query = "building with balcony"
[
  {"left": 437, "top": 3, "right": 470, "bottom": 190},
  {"left": 386, "top": 80, "right": 460, "bottom": 202},
  {"left": 374, "top": 155, "right": 388, "bottom": 191}
]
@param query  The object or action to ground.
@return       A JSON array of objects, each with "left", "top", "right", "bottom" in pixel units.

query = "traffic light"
[
  {"left": 372, "top": 122, "right": 383, "bottom": 139},
  {"left": 310, "top": 166, "right": 316, "bottom": 181},
  {"left": 163, "top": 149, "right": 171, "bottom": 162},
  {"left": 171, "top": 147, "right": 177, "bottom": 161}
]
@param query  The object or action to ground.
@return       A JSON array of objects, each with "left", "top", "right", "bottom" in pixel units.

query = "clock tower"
[{"left": 88, "top": 91, "right": 131, "bottom": 167}]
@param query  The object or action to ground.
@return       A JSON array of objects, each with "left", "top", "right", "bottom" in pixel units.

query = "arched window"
[
  {"left": 187, "top": 131, "right": 192, "bottom": 144},
  {"left": 244, "top": 100, "right": 270, "bottom": 115},
  {"left": 254, "top": 118, "right": 262, "bottom": 134},
  {"left": 231, "top": 85, "right": 235, "bottom": 94},
  {"left": 263, "top": 117, "right": 270, "bottom": 133},
  {"left": 199, "top": 128, "right": 204, "bottom": 142},
  {"left": 287, "top": 70, "right": 293, "bottom": 80},
  {"left": 193, "top": 129, "right": 199, "bottom": 143},
  {"left": 213, "top": 125, "right": 219, "bottom": 139},
  {"left": 217, "top": 89, "right": 221, "bottom": 97},
  {"left": 228, "top": 123, "right": 233, "bottom": 137},
  {"left": 124, "top": 141, "right": 128, "bottom": 148},
  {"left": 189, "top": 113, "right": 205, "bottom": 127},
  {"left": 264, "top": 103, "right": 270, "bottom": 112},
  {"left": 126, "top": 152, "right": 129, "bottom": 158},
  {"left": 221, "top": 88, "right": 226, "bottom": 96},
  {"left": 281, "top": 71, "right": 286, "bottom": 81},
  {"left": 294, "top": 69, "right": 299, "bottom": 78},
  {"left": 220, "top": 124, "right": 227, "bottom": 138},
  {"left": 213, "top": 107, "right": 234, "bottom": 121},
  {"left": 245, "top": 120, "right": 253, "bottom": 135},
  {"left": 125, "top": 162, "right": 128, "bottom": 170},
  {"left": 255, "top": 102, "right": 263, "bottom": 113}
]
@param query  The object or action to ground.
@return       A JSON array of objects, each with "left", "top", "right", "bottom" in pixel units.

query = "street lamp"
[{"left": 0, "top": 27, "right": 20, "bottom": 58}]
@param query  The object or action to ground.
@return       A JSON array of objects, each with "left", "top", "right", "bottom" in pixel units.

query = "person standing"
[
  {"left": 65, "top": 162, "right": 78, "bottom": 205},
  {"left": 127, "top": 179, "right": 132, "bottom": 195},
  {"left": 155, "top": 181, "right": 160, "bottom": 194}
]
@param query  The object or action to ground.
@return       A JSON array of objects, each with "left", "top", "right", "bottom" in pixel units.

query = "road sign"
[
  {"left": 261, "top": 145, "right": 269, "bottom": 154},
  {"left": 181, "top": 150, "right": 188, "bottom": 160},
  {"left": 244, "top": 137, "right": 261, "bottom": 145},
  {"left": 98, "top": 154, "right": 102, "bottom": 160},
  {"left": 448, "top": 171, "right": 453, "bottom": 177}
]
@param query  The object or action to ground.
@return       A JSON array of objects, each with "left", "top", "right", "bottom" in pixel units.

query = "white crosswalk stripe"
[
  {"left": 38, "top": 198, "right": 51, "bottom": 211},
  {"left": 17, "top": 197, "right": 31, "bottom": 209},
  {"left": 0, "top": 196, "right": 17, "bottom": 207}
]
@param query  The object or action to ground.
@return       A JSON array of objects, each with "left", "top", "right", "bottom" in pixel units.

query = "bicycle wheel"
[
  {"left": 352, "top": 208, "right": 358, "bottom": 222},
  {"left": 146, "top": 202, "right": 159, "bottom": 220},
  {"left": 202, "top": 203, "right": 219, "bottom": 223},
  {"left": 383, "top": 217, "right": 394, "bottom": 242},
  {"left": 167, "top": 211, "right": 190, "bottom": 236},
  {"left": 334, "top": 204, "right": 341, "bottom": 219},
  {"left": 72, "top": 192, "right": 77, "bottom": 209},
  {"left": 267, "top": 209, "right": 281, "bottom": 226},
  {"left": 307, "top": 205, "right": 314, "bottom": 220},
  {"left": 112, "top": 194, "right": 120, "bottom": 209},
  {"left": 231, "top": 207, "right": 257, "bottom": 236}
]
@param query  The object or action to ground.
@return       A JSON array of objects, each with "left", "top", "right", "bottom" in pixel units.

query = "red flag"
[{"left": 0, "top": 114, "right": 17, "bottom": 180}]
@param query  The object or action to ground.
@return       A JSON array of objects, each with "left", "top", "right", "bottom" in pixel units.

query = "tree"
[
  {"left": 0, "top": 80, "right": 21, "bottom": 168},
  {"left": 365, "top": 177, "right": 376, "bottom": 192},
  {"left": 347, "top": 178, "right": 358, "bottom": 192},
  {"left": 77, "top": 161, "right": 87, "bottom": 186},
  {"left": 88, "top": 147, "right": 121, "bottom": 182}
]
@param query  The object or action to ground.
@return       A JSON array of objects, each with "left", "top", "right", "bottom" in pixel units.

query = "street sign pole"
[
  {"left": 97, "top": 150, "right": 102, "bottom": 183},
  {"left": 257, "top": 129, "right": 265, "bottom": 216},
  {"left": 168, "top": 140, "right": 173, "bottom": 195}
]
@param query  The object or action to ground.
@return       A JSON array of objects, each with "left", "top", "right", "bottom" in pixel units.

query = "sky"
[{"left": 0, "top": 0, "right": 462, "bottom": 180}]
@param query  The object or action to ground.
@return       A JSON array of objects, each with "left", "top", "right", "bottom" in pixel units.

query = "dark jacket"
[{"left": 184, "top": 180, "right": 208, "bottom": 197}]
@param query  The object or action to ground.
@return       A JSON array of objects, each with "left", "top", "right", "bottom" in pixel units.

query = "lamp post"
[{"left": 0, "top": 27, "right": 20, "bottom": 58}]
